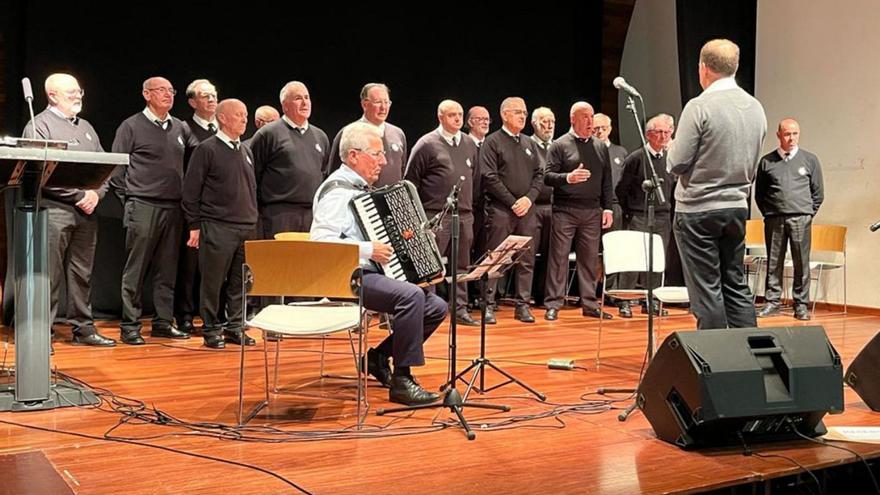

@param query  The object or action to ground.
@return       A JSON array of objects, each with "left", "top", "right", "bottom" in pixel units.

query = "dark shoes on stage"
[
  {"left": 121, "top": 331, "right": 146, "bottom": 345},
  {"left": 757, "top": 303, "right": 780, "bottom": 318},
  {"left": 224, "top": 331, "right": 256, "bottom": 346},
  {"left": 514, "top": 305, "right": 535, "bottom": 323},
  {"left": 203, "top": 334, "right": 226, "bottom": 349},
  {"left": 544, "top": 308, "right": 559, "bottom": 321},
  {"left": 758, "top": 303, "right": 811, "bottom": 321},
  {"left": 176, "top": 319, "right": 196, "bottom": 335},
  {"left": 389, "top": 374, "right": 440, "bottom": 406},
  {"left": 484, "top": 306, "right": 497, "bottom": 325},
  {"left": 72, "top": 332, "right": 116, "bottom": 347},
  {"left": 152, "top": 325, "right": 190, "bottom": 340},
  {"left": 640, "top": 303, "right": 668, "bottom": 317},
  {"left": 455, "top": 313, "right": 480, "bottom": 327},
  {"left": 366, "top": 348, "right": 393, "bottom": 388},
  {"left": 794, "top": 305, "right": 811, "bottom": 321},
  {"left": 618, "top": 302, "right": 633, "bottom": 319},
  {"left": 583, "top": 307, "right": 614, "bottom": 319}
]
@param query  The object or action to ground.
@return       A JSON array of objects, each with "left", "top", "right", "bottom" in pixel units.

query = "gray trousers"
[
  {"left": 120, "top": 199, "right": 181, "bottom": 332},
  {"left": 483, "top": 203, "right": 537, "bottom": 306},
  {"left": 199, "top": 222, "right": 255, "bottom": 337},
  {"left": 544, "top": 207, "right": 602, "bottom": 310},
  {"left": 47, "top": 201, "right": 97, "bottom": 336},
  {"left": 763, "top": 214, "right": 813, "bottom": 306},
  {"left": 428, "top": 211, "right": 474, "bottom": 316}
]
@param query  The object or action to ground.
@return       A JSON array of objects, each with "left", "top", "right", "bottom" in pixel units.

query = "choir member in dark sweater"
[
  {"left": 480, "top": 97, "right": 544, "bottom": 323},
  {"left": 242, "top": 105, "right": 280, "bottom": 148},
  {"left": 110, "top": 76, "right": 196, "bottom": 345},
  {"left": 528, "top": 107, "right": 556, "bottom": 306},
  {"left": 327, "top": 83, "right": 407, "bottom": 187},
  {"left": 465, "top": 105, "right": 491, "bottom": 310},
  {"left": 543, "top": 102, "right": 615, "bottom": 321},
  {"left": 23, "top": 73, "right": 115, "bottom": 346},
  {"left": 405, "top": 100, "right": 480, "bottom": 326},
  {"left": 183, "top": 99, "right": 258, "bottom": 349},
  {"left": 248, "top": 81, "right": 329, "bottom": 237},
  {"left": 593, "top": 113, "right": 629, "bottom": 311},
  {"left": 175, "top": 78, "right": 219, "bottom": 334},
  {"left": 755, "top": 119, "right": 824, "bottom": 321},
  {"left": 615, "top": 114, "right": 676, "bottom": 308}
]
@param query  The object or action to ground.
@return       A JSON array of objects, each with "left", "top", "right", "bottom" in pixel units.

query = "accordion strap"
[{"left": 317, "top": 179, "right": 368, "bottom": 203}]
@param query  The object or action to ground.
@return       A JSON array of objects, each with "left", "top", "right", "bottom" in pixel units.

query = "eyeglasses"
[
  {"left": 470, "top": 117, "right": 491, "bottom": 124},
  {"left": 504, "top": 109, "right": 528, "bottom": 116},
  {"left": 147, "top": 87, "right": 177, "bottom": 95},
  {"left": 366, "top": 99, "right": 392, "bottom": 106},
  {"left": 593, "top": 125, "right": 610, "bottom": 131},
  {"left": 354, "top": 148, "right": 386, "bottom": 158},
  {"left": 57, "top": 89, "right": 85, "bottom": 97},
  {"left": 647, "top": 129, "right": 674, "bottom": 136},
  {"left": 196, "top": 92, "right": 217, "bottom": 100}
]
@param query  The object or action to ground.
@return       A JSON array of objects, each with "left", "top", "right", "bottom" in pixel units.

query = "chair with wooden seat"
[
  {"left": 596, "top": 230, "right": 689, "bottom": 366},
  {"left": 237, "top": 239, "right": 368, "bottom": 427},
  {"left": 803, "top": 224, "right": 847, "bottom": 316}
]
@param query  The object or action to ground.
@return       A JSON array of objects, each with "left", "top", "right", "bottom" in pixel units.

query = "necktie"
[
  {"left": 68, "top": 117, "right": 78, "bottom": 125},
  {"left": 295, "top": 127, "right": 305, "bottom": 134},
  {"left": 231, "top": 140, "right": 241, "bottom": 150},
  {"left": 654, "top": 153, "right": 662, "bottom": 160},
  {"left": 208, "top": 123, "right": 217, "bottom": 134},
  {"left": 154, "top": 119, "right": 167, "bottom": 130},
  {"left": 784, "top": 152, "right": 791, "bottom": 161},
  {"left": 543, "top": 141, "right": 550, "bottom": 150},
  {"left": 452, "top": 137, "right": 458, "bottom": 147},
  {"left": 512, "top": 135, "right": 520, "bottom": 144}
]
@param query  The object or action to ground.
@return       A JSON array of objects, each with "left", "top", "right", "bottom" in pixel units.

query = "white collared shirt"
[
  {"left": 568, "top": 128, "right": 592, "bottom": 141},
  {"left": 214, "top": 129, "right": 240, "bottom": 150},
  {"left": 646, "top": 143, "right": 663, "bottom": 157},
  {"left": 282, "top": 115, "right": 309, "bottom": 133},
  {"left": 192, "top": 114, "right": 218, "bottom": 131},
  {"left": 530, "top": 134, "right": 552, "bottom": 149},
  {"left": 359, "top": 116, "right": 386, "bottom": 137},
  {"left": 501, "top": 126, "right": 520, "bottom": 140},
  {"left": 469, "top": 134, "right": 483, "bottom": 146},
  {"left": 143, "top": 106, "right": 170, "bottom": 127},
  {"left": 702, "top": 76, "right": 739, "bottom": 95},
  {"left": 49, "top": 106, "right": 77, "bottom": 124},
  {"left": 778, "top": 146, "right": 799, "bottom": 161},
  {"left": 310, "top": 165, "right": 374, "bottom": 266},
  {"left": 437, "top": 126, "right": 462, "bottom": 146}
]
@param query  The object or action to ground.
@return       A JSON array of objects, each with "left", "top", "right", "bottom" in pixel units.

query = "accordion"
[{"left": 350, "top": 181, "right": 446, "bottom": 286}]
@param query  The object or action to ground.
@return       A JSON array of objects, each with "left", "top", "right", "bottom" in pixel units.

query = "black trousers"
[
  {"left": 531, "top": 203, "right": 553, "bottom": 305},
  {"left": 544, "top": 207, "right": 602, "bottom": 310},
  {"left": 46, "top": 201, "right": 98, "bottom": 336},
  {"left": 364, "top": 272, "right": 447, "bottom": 367},
  {"left": 483, "top": 203, "right": 537, "bottom": 306},
  {"left": 174, "top": 224, "right": 200, "bottom": 324},
  {"left": 764, "top": 214, "right": 813, "bottom": 307},
  {"left": 604, "top": 203, "right": 624, "bottom": 293},
  {"left": 260, "top": 203, "right": 313, "bottom": 238},
  {"left": 428, "top": 211, "right": 474, "bottom": 316},
  {"left": 120, "top": 200, "right": 181, "bottom": 332},
  {"left": 198, "top": 222, "right": 255, "bottom": 337},
  {"left": 620, "top": 210, "right": 672, "bottom": 290},
  {"left": 673, "top": 208, "right": 756, "bottom": 330}
]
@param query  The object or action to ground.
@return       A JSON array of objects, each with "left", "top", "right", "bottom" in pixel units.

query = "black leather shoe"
[
  {"left": 640, "top": 303, "right": 668, "bottom": 316},
  {"left": 619, "top": 302, "right": 633, "bottom": 319},
  {"left": 544, "top": 308, "right": 559, "bottom": 321},
  {"left": 72, "top": 332, "right": 116, "bottom": 347},
  {"left": 204, "top": 334, "right": 226, "bottom": 349},
  {"left": 484, "top": 306, "right": 497, "bottom": 325},
  {"left": 794, "top": 305, "right": 811, "bottom": 321},
  {"left": 583, "top": 307, "right": 613, "bottom": 319},
  {"left": 455, "top": 313, "right": 480, "bottom": 327},
  {"left": 121, "top": 331, "right": 146, "bottom": 345},
  {"left": 365, "top": 348, "right": 393, "bottom": 388},
  {"left": 514, "top": 305, "right": 535, "bottom": 323},
  {"left": 152, "top": 326, "right": 190, "bottom": 340},
  {"left": 757, "top": 303, "right": 780, "bottom": 318},
  {"left": 224, "top": 331, "right": 256, "bottom": 346},
  {"left": 177, "top": 320, "right": 196, "bottom": 335},
  {"left": 389, "top": 375, "right": 440, "bottom": 405}
]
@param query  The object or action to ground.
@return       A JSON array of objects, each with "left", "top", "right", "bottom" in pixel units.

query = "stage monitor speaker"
[
  {"left": 638, "top": 326, "right": 844, "bottom": 449},
  {"left": 845, "top": 331, "right": 880, "bottom": 411}
]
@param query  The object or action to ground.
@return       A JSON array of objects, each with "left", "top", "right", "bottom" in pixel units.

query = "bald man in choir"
[
  {"left": 22, "top": 73, "right": 115, "bottom": 346},
  {"left": 405, "top": 99, "right": 481, "bottom": 326},
  {"left": 328, "top": 83, "right": 408, "bottom": 187},
  {"left": 248, "top": 81, "right": 330, "bottom": 237},
  {"left": 111, "top": 76, "right": 196, "bottom": 345},
  {"left": 182, "top": 99, "right": 258, "bottom": 349},
  {"left": 243, "top": 105, "right": 280, "bottom": 148}
]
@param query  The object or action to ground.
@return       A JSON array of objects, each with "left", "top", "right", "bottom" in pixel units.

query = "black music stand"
[
  {"left": 444, "top": 236, "right": 546, "bottom": 402},
  {"left": 376, "top": 180, "right": 509, "bottom": 440},
  {"left": 0, "top": 143, "right": 127, "bottom": 411}
]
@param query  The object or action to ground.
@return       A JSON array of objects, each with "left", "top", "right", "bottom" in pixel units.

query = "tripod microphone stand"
[
  {"left": 376, "top": 180, "right": 509, "bottom": 440},
  {"left": 595, "top": 93, "right": 666, "bottom": 422}
]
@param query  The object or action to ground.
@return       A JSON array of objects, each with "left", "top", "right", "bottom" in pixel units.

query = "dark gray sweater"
[
  {"left": 328, "top": 120, "right": 407, "bottom": 187},
  {"left": 479, "top": 129, "right": 543, "bottom": 208},
  {"left": 755, "top": 149, "right": 824, "bottom": 217},
  {"left": 405, "top": 130, "right": 478, "bottom": 213},
  {"left": 544, "top": 133, "right": 613, "bottom": 210},
  {"left": 182, "top": 136, "right": 258, "bottom": 228}
]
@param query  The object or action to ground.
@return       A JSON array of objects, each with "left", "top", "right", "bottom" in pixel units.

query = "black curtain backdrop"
[
  {"left": 675, "top": 0, "right": 757, "bottom": 102},
  {"left": 3, "top": 1, "right": 606, "bottom": 317}
]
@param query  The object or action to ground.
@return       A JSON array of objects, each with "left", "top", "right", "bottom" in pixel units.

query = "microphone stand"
[
  {"left": 596, "top": 94, "right": 666, "bottom": 422},
  {"left": 377, "top": 180, "right": 509, "bottom": 440}
]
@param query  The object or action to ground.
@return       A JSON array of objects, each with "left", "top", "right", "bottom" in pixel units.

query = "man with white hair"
[
  {"left": 23, "top": 73, "right": 115, "bottom": 346},
  {"left": 249, "top": 81, "right": 329, "bottom": 238},
  {"left": 528, "top": 107, "right": 555, "bottom": 306},
  {"left": 311, "top": 122, "right": 446, "bottom": 406},
  {"left": 405, "top": 99, "right": 480, "bottom": 326},
  {"left": 242, "top": 106, "right": 279, "bottom": 149}
]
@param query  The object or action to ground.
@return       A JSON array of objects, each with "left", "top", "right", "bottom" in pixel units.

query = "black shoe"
[
  {"left": 204, "top": 334, "right": 226, "bottom": 349},
  {"left": 514, "top": 305, "right": 535, "bottom": 323},
  {"left": 640, "top": 303, "right": 668, "bottom": 316},
  {"left": 389, "top": 375, "right": 440, "bottom": 405},
  {"left": 177, "top": 320, "right": 196, "bottom": 335},
  {"left": 455, "top": 313, "right": 480, "bottom": 327},
  {"left": 794, "top": 305, "right": 811, "bottom": 321},
  {"left": 583, "top": 307, "right": 613, "bottom": 319},
  {"left": 365, "top": 348, "right": 393, "bottom": 388},
  {"left": 757, "top": 303, "right": 780, "bottom": 318},
  {"left": 484, "top": 306, "right": 497, "bottom": 325},
  {"left": 224, "top": 331, "right": 255, "bottom": 346},
  {"left": 151, "top": 326, "right": 190, "bottom": 340},
  {"left": 121, "top": 331, "right": 146, "bottom": 345},
  {"left": 619, "top": 302, "right": 633, "bottom": 319},
  {"left": 72, "top": 332, "right": 116, "bottom": 347},
  {"left": 544, "top": 308, "right": 559, "bottom": 321}
]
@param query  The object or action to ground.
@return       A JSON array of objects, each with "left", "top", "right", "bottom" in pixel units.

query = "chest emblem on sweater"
[
  {"left": 177, "top": 136, "right": 184, "bottom": 147},
  {"left": 315, "top": 143, "right": 323, "bottom": 153},
  {"left": 466, "top": 158, "right": 472, "bottom": 168},
  {"left": 246, "top": 155, "right": 253, "bottom": 165},
  {"left": 798, "top": 167, "right": 807, "bottom": 176},
  {"left": 525, "top": 148, "right": 533, "bottom": 157},
  {"left": 390, "top": 143, "right": 400, "bottom": 153},
  {"left": 614, "top": 157, "right": 621, "bottom": 165},
  {"left": 85, "top": 132, "right": 93, "bottom": 142}
]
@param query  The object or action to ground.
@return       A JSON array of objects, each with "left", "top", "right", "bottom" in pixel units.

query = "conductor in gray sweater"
[{"left": 666, "top": 39, "right": 767, "bottom": 330}]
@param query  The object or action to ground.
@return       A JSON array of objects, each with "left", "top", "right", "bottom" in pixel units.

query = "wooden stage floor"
[{"left": 2, "top": 305, "right": 880, "bottom": 494}]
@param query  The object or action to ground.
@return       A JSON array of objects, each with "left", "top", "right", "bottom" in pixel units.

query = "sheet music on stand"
[{"left": 458, "top": 235, "right": 532, "bottom": 283}]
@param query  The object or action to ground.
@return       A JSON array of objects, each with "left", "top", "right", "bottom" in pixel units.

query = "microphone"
[
  {"left": 22, "top": 77, "right": 37, "bottom": 139},
  {"left": 613, "top": 76, "right": 642, "bottom": 99},
  {"left": 870, "top": 220, "right": 880, "bottom": 232}
]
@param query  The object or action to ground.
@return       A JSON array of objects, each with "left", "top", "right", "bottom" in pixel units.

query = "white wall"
[{"left": 756, "top": 0, "right": 880, "bottom": 308}]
